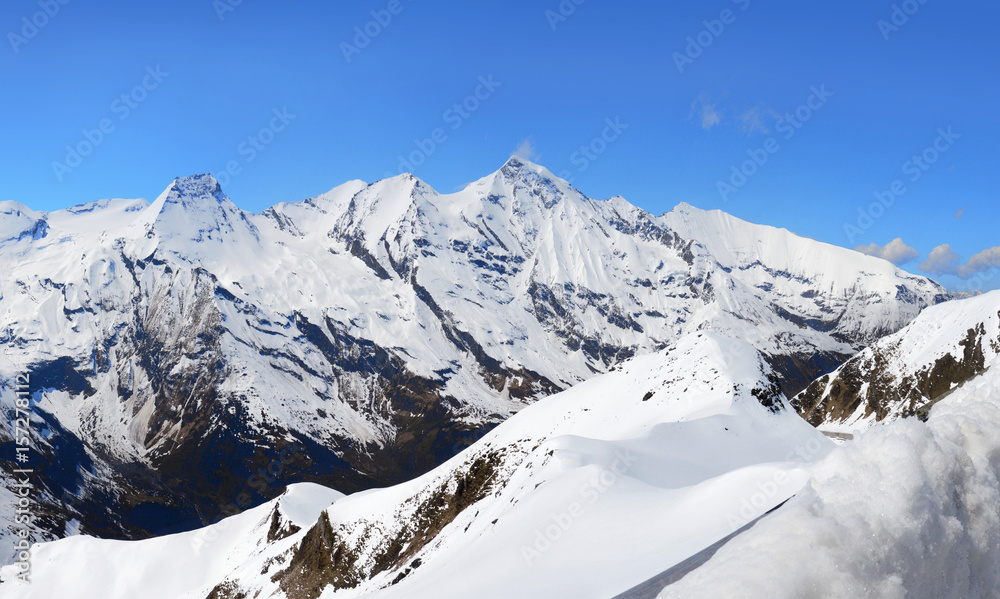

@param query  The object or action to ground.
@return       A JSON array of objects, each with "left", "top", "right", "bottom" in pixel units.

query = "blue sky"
[{"left": 2, "top": 0, "right": 998, "bottom": 290}]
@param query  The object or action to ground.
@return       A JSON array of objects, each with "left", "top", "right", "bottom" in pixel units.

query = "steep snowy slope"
[
  {"left": 656, "top": 336, "right": 1000, "bottom": 599},
  {"left": 0, "top": 332, "right": 833, "bottom": 598},
  {"left": 793, "top": 290, "right": 1000, "bottom": 431},
  {"left": 0, "top": 159, "right": 947, "bottom": 551}
]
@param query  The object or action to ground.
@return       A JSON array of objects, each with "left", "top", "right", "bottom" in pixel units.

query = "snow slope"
[
  {"left": 794, "top": 290, "right": 1000, "bottom": 432},
  {"left": 658, "top": 336, "right": 1000, "bottom": 599},
  {"left": 337, "top": 333, "right": 831, "bottom": 599},
  {"left": 0, "top": 332, "right": 833, "bottom": 598}
]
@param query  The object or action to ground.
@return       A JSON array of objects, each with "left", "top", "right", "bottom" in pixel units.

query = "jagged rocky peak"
[
  {"left": 499, "top": 155, "right": 548, "bottom": 178},
  {"left": 489, "top": 156, "right": 571, "bottom": 210},
  {"left": 453, "top": 156, "right": 583, "bottom": 216},
  {"left": 157, "top": 173, "right": 235, "bottom": 211},
  {"left": 166, "top": 172, "right": 223, "bottom": 197}
]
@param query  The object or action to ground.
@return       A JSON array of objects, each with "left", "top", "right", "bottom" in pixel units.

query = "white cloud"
[
  {"left": 689, "top": 97, "right": 782, "bottom": 134},
  {"left": 919, "top": 244, "right": 963, "bottom": 276},
  {"left": 511, "top": 137, "right": 539, "bottom": 162},
  {"left": 738, "top": 104, "right": 780, "bottom": 135},
  {"left": 917, "top": 243, "right": 1000, "bottom": 279},
  {"left": 700, "top": 104, "right": 721, "bottom": 130},
  {"left": 961, "top": 246, "right": 1000, "bottom": 278},
  {"left": 854, "top": 238, "right": 920, "bottom": 266},
  {"left": 690, "top": 96, "right": 721, "bottom": 130}
]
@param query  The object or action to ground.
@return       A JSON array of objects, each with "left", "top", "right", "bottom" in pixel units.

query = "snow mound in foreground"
[{"left": 660, "top": 365, "right": 1000, "bottom": 599}]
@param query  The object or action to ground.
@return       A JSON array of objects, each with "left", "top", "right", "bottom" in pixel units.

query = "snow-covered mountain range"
[
  {"left": 0, "top": 158, "right": 949, "bottom": 550},
  {"left": 7, "top": 290, "right": 1000, "bottom": 598}
]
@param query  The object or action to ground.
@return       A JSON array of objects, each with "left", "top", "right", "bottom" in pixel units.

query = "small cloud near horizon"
[
  {"left": 964, "top": 246, "right": 1000, "bottom": 277},
  {"left": 854, "top": 238, "right": 920, "bottom": 266},
  {"left": 918, "top": 243, "right": 1000, "bottom": 278},
  {"left": 919, "top": 244, "right": 962, "bottom": 276}
]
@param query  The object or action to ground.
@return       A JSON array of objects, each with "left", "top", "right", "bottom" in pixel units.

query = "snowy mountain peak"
[
  {"left": 446, "top": 156, "right": 573, "bottom": 220},
  {"left": 156, "top": 173, "right": 231, "bottom": 210},
  {"left": 500, "top": 155, "right": 549, "bottom": 176},
  {"left": 0, "top": 201, "right": 48, "bottom": 245},
  {"left": 331, "top": 172, "right": 429, "bottom": 247},
  {"left": 0, "top": 200, "right": 44, "bottom": 220},
  {"left": 137, "top": 173, "right": 260, "bottom": 251},
  {"left": 669, "top": 201, "right": 704, "bottom": 215},
  {"left": 498, "top": 156, "right": 566, "bottom": 193}
]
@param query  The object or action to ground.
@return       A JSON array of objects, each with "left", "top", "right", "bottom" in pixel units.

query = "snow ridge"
[{"left": 794, "top": 290, "right": 1000, "bottom": 431}]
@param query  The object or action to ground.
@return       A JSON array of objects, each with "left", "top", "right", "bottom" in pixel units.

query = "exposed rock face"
[
  {"left": 793, "top": 298, "right": 1000, "bottom": 429},
  {"left": 273, "top": 449, "right": 503, "bottom": 598}
]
